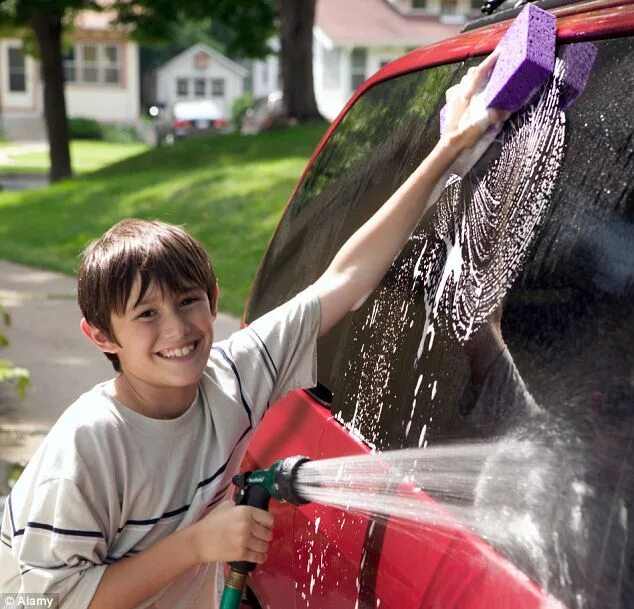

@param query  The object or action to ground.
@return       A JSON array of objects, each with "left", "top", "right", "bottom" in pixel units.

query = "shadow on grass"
[{"left": 92, "top": 121, "right": 328, "bottom": 178}]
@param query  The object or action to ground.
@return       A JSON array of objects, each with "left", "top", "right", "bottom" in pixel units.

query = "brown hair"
[{"left": 78, "top": 219, "right": 217, "bottom": 372}]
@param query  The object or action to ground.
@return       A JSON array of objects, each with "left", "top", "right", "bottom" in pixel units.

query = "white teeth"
[{"left": 159, "top": 343, "right": 196, "bottom": 359}]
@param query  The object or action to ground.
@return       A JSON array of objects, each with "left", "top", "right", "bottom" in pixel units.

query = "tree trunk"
[
  {"left": 32, "top": 10, "right": 72, "bottom": 182},
  {"left": 278, "top": 0, "right": 321, "bottom": 121}
]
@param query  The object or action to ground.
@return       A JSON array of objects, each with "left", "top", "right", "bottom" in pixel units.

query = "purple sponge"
[
  {"left": 481, "top": 4, "right": 556, "bottom": 111},
  {"left": 557, "top": 42, "right": 598, "bottom": 109},
  {"left": 440, "top": 4, "right": 556, "bottom": 134}
]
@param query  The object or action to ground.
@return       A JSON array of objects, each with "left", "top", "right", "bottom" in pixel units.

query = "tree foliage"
[
  {"left": 0, "top": 305, "right": 30, "bottom": 400},
  {"left": 113, "top": 0, "right": 276, "bottom": 58}
]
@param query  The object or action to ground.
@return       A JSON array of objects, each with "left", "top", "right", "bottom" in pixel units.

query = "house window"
[
  {"left": 176, "top": 78, "right": 189, "bottom": 97},
  {"left": 7, "top": 46, "right": 26, "bottom": 92},
  {"left": 63, "top": 47, "right": 76, "bottom": 82},
  {"left": 81, "top": 45, "right": 99, "bottom": 82},
  {"left": 103, "top": 45, "right": 120, "bottom": 84},
  {"left": 211, "top": 78, "right": 225, "bottom": 97},
  {"left": 412, "top": 0, "right": 427, "bottom": 8},
  {"left": 441, "top": 0, "right": 458, "bottom": 15},
  {"left": 350, "top": 47, "right": 366, "bottom": 91},
  {"left": 64, "top": 43, "right": 121, "bottom": 85},
  {"left": 322, "top": 46, "right": 340, "bottom": 89},
  {"left": 194, "top": 78, "right": 206, "bottom": 97}
]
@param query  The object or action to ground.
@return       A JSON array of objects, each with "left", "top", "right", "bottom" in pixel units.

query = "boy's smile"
[
  {"left": 82, "top": 277, "right": 217, "bottom": 418},
  {"left": 156, "top": 342, "right": 197, "bottom": 359}
]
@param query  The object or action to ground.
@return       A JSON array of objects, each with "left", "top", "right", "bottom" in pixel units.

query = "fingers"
[
  {"left": 246, "top": 535, "right": 270, "bottom": 553},
  {"left": 444, "top": 86, "right": 470, "bottom": 133},
  {"left": 441, "top": 52, "right": 510, "bottom": 148},
  {"left": 244, "top": 550, "right": 268, "bottom": 564},
  {"left": 234, "top": 507, "right": 274, "bottom": 563},
  {"left": 445, "top": 52, "right": 499, "bottom": 107},
  {"left": 463, "top": 53, "right": 498, "bottom": 98},
  {"left": 490, "top": 108, "right": 511, "bottom": 125},
  {"left": 250, "top": 506, "right": 275, "bottom": 529},
  {"left": 244, "top": 507, "right": 274, "bottom": 545},
  {"left": 195, "top": 503, "right": 276, "bottom": 564},
  {"left": 252, "top": 521, "right": 274, "bottom": 542},
  {"left": 473, "top": 51, "right": 499, "bottom": 89}
]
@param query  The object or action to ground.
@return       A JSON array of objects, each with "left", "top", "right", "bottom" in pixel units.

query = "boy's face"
[{"left": 89, "top": 276, "right": 216, "bottom": 396}]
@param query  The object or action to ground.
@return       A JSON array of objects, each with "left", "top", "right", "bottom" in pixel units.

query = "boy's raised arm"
[{"left": 312, "top": 55, "right": 508, "bottom": 337}]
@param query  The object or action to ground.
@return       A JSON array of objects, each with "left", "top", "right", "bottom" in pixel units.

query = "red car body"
[{"left": 240, "top": 2, "right": 634, "bottom": 608}]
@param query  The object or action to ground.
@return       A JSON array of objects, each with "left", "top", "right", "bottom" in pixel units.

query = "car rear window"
[
  {"left": 246, "top": 37, "right": 633, "bottom": 607},
  {"left": 247, "top": 37, "right": 632, "bottom": 449}
]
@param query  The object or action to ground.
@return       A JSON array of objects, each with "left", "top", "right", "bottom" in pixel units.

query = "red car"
[{"left": 240, "top": 1, "right": 633, "bottom": 608}]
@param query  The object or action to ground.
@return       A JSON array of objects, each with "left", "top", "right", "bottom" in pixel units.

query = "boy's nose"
[{"left": 163, "top": 310, "right": 190, "bottom": 339}]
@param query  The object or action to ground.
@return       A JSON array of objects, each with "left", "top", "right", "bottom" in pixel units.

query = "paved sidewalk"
[
  {"left": 0, "top": 141, "right": 48, "bottom": 166},
  {"left": 0, "top": 260, "right": 241, "bottom": 465}
]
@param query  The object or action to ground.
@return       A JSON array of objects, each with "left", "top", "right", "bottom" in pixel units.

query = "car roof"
[{"left": 463, "top": 0, "right": 630, "bottom": 32}]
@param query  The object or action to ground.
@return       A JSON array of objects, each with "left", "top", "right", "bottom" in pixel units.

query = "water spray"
[
  {"left": 219, "top": 438, "right": 622, "bottom": 609},
  {"left": 218, "top": 444, "right": 546, "bottom": 609},
  {"left": 219, "top": 455, "right": 312, "bottom": 609}
]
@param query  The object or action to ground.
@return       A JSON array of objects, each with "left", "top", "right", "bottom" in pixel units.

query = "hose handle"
[{"left": 228, "top": 484, "right": 271, "bottom": 573}]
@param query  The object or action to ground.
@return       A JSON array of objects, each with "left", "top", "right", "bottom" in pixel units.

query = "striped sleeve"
[
  {"left": 1, "top": 477, "right": 107, "bottom": 607},
  {"left": 216, "top": 287, "right": 321, "bottom": 426}
]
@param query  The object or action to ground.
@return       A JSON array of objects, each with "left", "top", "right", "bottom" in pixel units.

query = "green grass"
[
  {"left": 0, "top": 140, "right": 149, "bottom": 174},
  {"left": 0, "top": 123, "right": 328, "bottom": 315}
]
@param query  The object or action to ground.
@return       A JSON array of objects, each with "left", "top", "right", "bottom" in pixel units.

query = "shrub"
[
  {"left": 101, "top": 124, "right": 144, "bottom": 144},
  {"left": 0, "top": 305, "right": 29, "bottom": 399},
  {"left": 68, "top": 118, "right": 143, "bottom": 143},
  {"left": 68, "top": 117, "right": 103, "bottom": 140},
  {"left": 231, "top": 93, "right": 254, "bottom": 132}
]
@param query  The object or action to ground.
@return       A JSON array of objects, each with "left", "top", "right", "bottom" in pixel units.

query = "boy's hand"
[
  {"left": 191, "top": 501, "right": 274, "bottom": 565},
  {"left": 442, "top": 53, "right": 510, "bottom": 151}
]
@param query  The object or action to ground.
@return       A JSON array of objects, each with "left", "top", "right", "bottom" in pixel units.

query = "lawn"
[
  {"left": 0, "top": 123, "right": 328, "bottom": 315},
  {"left": 0, "top": 140, "right": 149, "bottom": 174}
]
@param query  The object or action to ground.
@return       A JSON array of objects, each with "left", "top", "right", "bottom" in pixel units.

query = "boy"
[{"left": 0, "top": 56, "right": 506, "bottom": 609}]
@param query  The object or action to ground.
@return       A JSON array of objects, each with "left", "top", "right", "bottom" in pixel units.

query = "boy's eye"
[
  {"left": 181, "top": 296, "right": 200, "bottom": 307},
  {"left": 137, "top": 309, "right": 156, "bottom": 319}
]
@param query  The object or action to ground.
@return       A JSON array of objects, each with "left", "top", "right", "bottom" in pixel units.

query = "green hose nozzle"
[
  {"left": 232, "top": 455, "right": 311, "bottom": 506},
  {"left": 219, "top": 455, "right": 312, "bottom": 609}
]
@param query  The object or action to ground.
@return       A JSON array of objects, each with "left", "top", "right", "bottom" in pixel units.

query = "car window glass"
[
  {"left": 250, "top": 37, "right": 632, "bottom": 447},
  {"left": 246, "top": 37, "right": 633, "bottom": 609},
  {"left": 246, "top": 61, "right": 458, "bottom": 386}
]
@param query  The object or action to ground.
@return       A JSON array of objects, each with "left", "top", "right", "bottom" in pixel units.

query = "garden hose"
[{"left": 219, "top": 456, "right": 311, "bottom": 609}]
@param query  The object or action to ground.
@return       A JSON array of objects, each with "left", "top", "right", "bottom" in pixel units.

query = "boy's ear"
[{"left": 80, "top": 318, "right": 119, "bottom": 354}]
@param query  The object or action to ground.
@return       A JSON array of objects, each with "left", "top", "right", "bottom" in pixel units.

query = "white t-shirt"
[{"left": 0, "top": 288, "right": 320, "bottom": 609}]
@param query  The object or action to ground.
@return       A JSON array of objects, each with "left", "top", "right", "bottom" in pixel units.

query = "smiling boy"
[{"left": 0, "top": 57, "right": 507, "bottom": 609}]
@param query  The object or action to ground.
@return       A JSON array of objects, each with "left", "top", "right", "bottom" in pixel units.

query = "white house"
[
  {"left": 155, "top": 44, "right": 248, "bottom": 121},
  {"left": 0, "top": 9, "right": 140, "bottom": 140},
  {"left": 250, "top": 37, "right": 281, "bottom": 99},
  {"left": 252, "top": 0, "right": 478, "bottom": 121}
]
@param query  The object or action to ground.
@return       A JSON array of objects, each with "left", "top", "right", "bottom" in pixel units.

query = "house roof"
[
  {"left": 157, "top": 43, "right": 248, "bottom": 78},
  {"left": 315, "top": 0, "right": 462, "bottom": 47}
]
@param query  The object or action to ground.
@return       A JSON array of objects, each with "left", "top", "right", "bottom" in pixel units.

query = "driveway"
[{"left": 0, "top": 260, "right": 241, "bottom": 465}]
